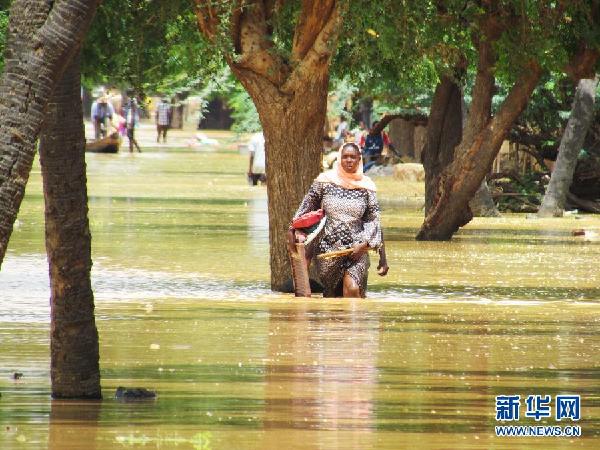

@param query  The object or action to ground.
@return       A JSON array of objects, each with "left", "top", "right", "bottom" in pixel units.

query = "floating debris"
[{"left": 115, "top": 387, "right": 157, "bottom": 400}]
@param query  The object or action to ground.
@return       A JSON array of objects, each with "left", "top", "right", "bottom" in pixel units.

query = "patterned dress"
[{"left": 293, "top": 181, "right": 383, "bottom": 297}]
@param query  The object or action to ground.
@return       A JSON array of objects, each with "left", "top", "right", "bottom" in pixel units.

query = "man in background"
[
  {"left": 360, "top": 120, "right": 391, "bottom": 171},
  {"left": 156, "top": 98, "right": 172, "bottom": 143},
  {"left": 91, "top": 95, "right": 114, "bottom": 140},
  {"left": 247, "top": 131, "right": 266, "bottom": 186},
  {"left": 122, "top": 90, "right": 142, "bottom": 153}
]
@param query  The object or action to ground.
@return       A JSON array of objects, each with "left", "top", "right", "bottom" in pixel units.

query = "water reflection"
[
  {"left": 247, "top": 196, "right": 269, "bottom": 253},
  {"left": 48, "top": 400, "right": 101, "bottom": 450},
  {"left": 2, "top": 149, "right": 600, "bottom": 449},
  {"left": 264, "top": 305, "right": 378, "bottom": 438}
]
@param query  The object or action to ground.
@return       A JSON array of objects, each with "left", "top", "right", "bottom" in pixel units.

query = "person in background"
[
  {"left": 359, "top": 121, "right": 391, "bottom": 171},
  {"left": 155, "top": 98, "right": 172, "bottom": 143},
  {"left": 91, "top": 95, "right": 114, "bottom": 140},
  {"left": 353, "top": 120, "right": 367, "bottom": 146},
  {"left": 247, "top": 131, "right": 266, "bottom": 185},
  {"left": 122, "top": 90, "right": 142, "bottom": 153},
  {"left": 334, "top": 115, "right": 349, "bottom": 148}
]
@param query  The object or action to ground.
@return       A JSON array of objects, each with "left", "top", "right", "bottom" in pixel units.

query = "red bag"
[{"left": 292, "top": 209, "right": 324, "bottom": 229}]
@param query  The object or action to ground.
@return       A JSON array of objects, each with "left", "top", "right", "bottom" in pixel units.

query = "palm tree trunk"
[
  {"left": 39, "top": 53, "right": 101, "bottom": 399},
  {"left": 0, "top": 0, "right": 101, "bottom": 266}
]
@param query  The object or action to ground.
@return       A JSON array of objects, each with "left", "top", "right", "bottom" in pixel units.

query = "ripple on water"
[
  {"left": 2, "top": 254, "right": 599, "bottom": 325},
  {"left": 1, "top": 254, "right": 273, "bottom": 321}
]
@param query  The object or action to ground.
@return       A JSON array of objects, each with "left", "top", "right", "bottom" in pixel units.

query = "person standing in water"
[
  {"left": 122, "top": 90, "right": 142, "bottom": 153},
  {"left": 247, "top": 131, "right": 266, "bottom": 185},
  {"left": 290, "top": 142, "right": 387, "bottom": 297},
  {"left": 155, "top": 98, "right": 172, "bottom": 143}
]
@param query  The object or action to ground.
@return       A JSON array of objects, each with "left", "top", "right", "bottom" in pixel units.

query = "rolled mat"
[{"left": 289, "top": 243, "right": 311, "bottom": 297}]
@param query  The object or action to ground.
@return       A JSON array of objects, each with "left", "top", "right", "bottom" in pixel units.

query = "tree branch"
[
  {"left": 291, "top": 0, "right": 336, "bottom": 63},
  {"left": 282, "top": 1, "right": 341, "bottom": 93},
  {"left": 487, "top": 61, "right": 544, "bottom": 150},
  {"left": 194, "top": 0, "right": 288, "bottom": 87},
  {"left": 564, "top": 45, "right": 600, "bottom": 81},
  {"left": 194, "top": 0, "right": 220, "bottom": 41},
  {"left": 463, "top": 12, "right": 504, "bottom": 146},
  {"left": 371, "top": 113, "right": 429, "bottom": 134},
  {"left": 234, "top": 1, "right": 288, "bottom": 86}
]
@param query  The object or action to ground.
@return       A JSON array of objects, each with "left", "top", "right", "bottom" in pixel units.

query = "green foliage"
[
  {"left": 491, "top": 172, "right": 545, "bottom": 213},
  {"left": 191, "top": 66, "right": 260, "bottom": 132},
  {"left": 520, "top": 73, "right": 577, "bottom": 137},
  {"left": 228, "top": 86, "right": 261, "bottom": 133},
  {"left": 81, "top": 0, "right": 221, "bottom": 97},
  {"left": 0, "top": 0, "right": 11, "bottom": 72},
  {"left": 334, "top": 0, "right": 468, "bottom": 106},
  {"left": 0, "top": 6, "right": 9, "bottom": 73},
  {"left": 335, "top": 0, "right": 600, "bottom": 119},
  {"left": 327, "top": 77, "right": 358, "bottom": 121}
]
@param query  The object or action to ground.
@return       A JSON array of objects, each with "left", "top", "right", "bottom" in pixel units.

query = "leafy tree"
[
  {"left": 352, "top": 0, "right": 600, "bottom": 240},
  {"left": 82, "top": 0, "right": 218, "bottom": 97}
]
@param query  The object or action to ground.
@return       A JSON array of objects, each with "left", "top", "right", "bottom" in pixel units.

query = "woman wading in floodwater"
[{"left": 290, "top": 142, "right": 387, "bottom": 297}]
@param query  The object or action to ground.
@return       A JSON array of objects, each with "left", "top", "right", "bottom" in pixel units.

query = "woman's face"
[{"left": 340, "top": 146, "right": 361, "bottom": 173}]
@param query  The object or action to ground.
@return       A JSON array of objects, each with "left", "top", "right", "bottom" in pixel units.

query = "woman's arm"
[
  {"left": 361, "top": 190, "right": 383, "bottom": 249},
  {"left": 377, "top": 241, "right": 389, "bottom": 276},
  {"left": 289, "top": 181, "right": 324, "bottom": 254},
  {"left": 292, "top": 181, "right": 323, "bottom": 220},
  {"left": 350, "top": 190, "right": 383, "bottom": 261}
]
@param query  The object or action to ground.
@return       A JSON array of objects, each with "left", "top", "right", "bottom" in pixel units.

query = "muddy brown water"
[{"left": 1, "top": 144, "right": 599, "bottom": 449}]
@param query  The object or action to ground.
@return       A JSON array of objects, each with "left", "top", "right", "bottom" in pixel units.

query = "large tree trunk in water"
[
  {"left": 0, "top": 0, "right": 100, "bottom": 266},
  {"left": 39, "top": 53, "right": 101, "bottom": 399},
  {"left": 417, "top": 7, "right": 543, "bottom": 240},
  {"left": 235, "top": 71, "right": 328, "bottom": 290},
  {"left": 422, "top": 76, "right": 499, "bottom": 218},
  {"left": 195, "top": 1, "right": 340, "bottom": 291},
  {"left": 421, "top": 76, "right": 463, "bottom": 215},
  {"left": 538, "top": 77, "right": 599, "bottom": 217},
  {"left": 417, "top": 63, "right": 542, "bottom": 240}
]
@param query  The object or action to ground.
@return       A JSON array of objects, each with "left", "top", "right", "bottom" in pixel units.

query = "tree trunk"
[
  {"left": 195, "top": 0, "right": 341, "bottom": 291},
  {"left": 421, "top": 76, "right": 464, "bottom": 215},
  {"left": 39, "top": 53, "right": 101, "bottom": 399},
  {"left": 417, "top": 62, "right": 543, "bottom": 240},
  {"left": 0, "top": 0, "right": 101, "bottom": 266},
  {"left": 538, "top": 77, "right": 599, "bottom": 217},
  {"left": 234, "top": 69, "right": 329, "bottom": 290}
]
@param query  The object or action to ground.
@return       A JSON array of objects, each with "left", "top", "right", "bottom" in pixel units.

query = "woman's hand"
[
  {"left": 377, "top": 259, "right": 389, "bottom": 276},
  {"left": 350, "top": 242, "right": 369, "bottom": 261}
]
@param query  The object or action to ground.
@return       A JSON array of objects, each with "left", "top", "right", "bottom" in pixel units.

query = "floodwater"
[{"left": 1, "top": 137, "right": 599, "bottom": 449}]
